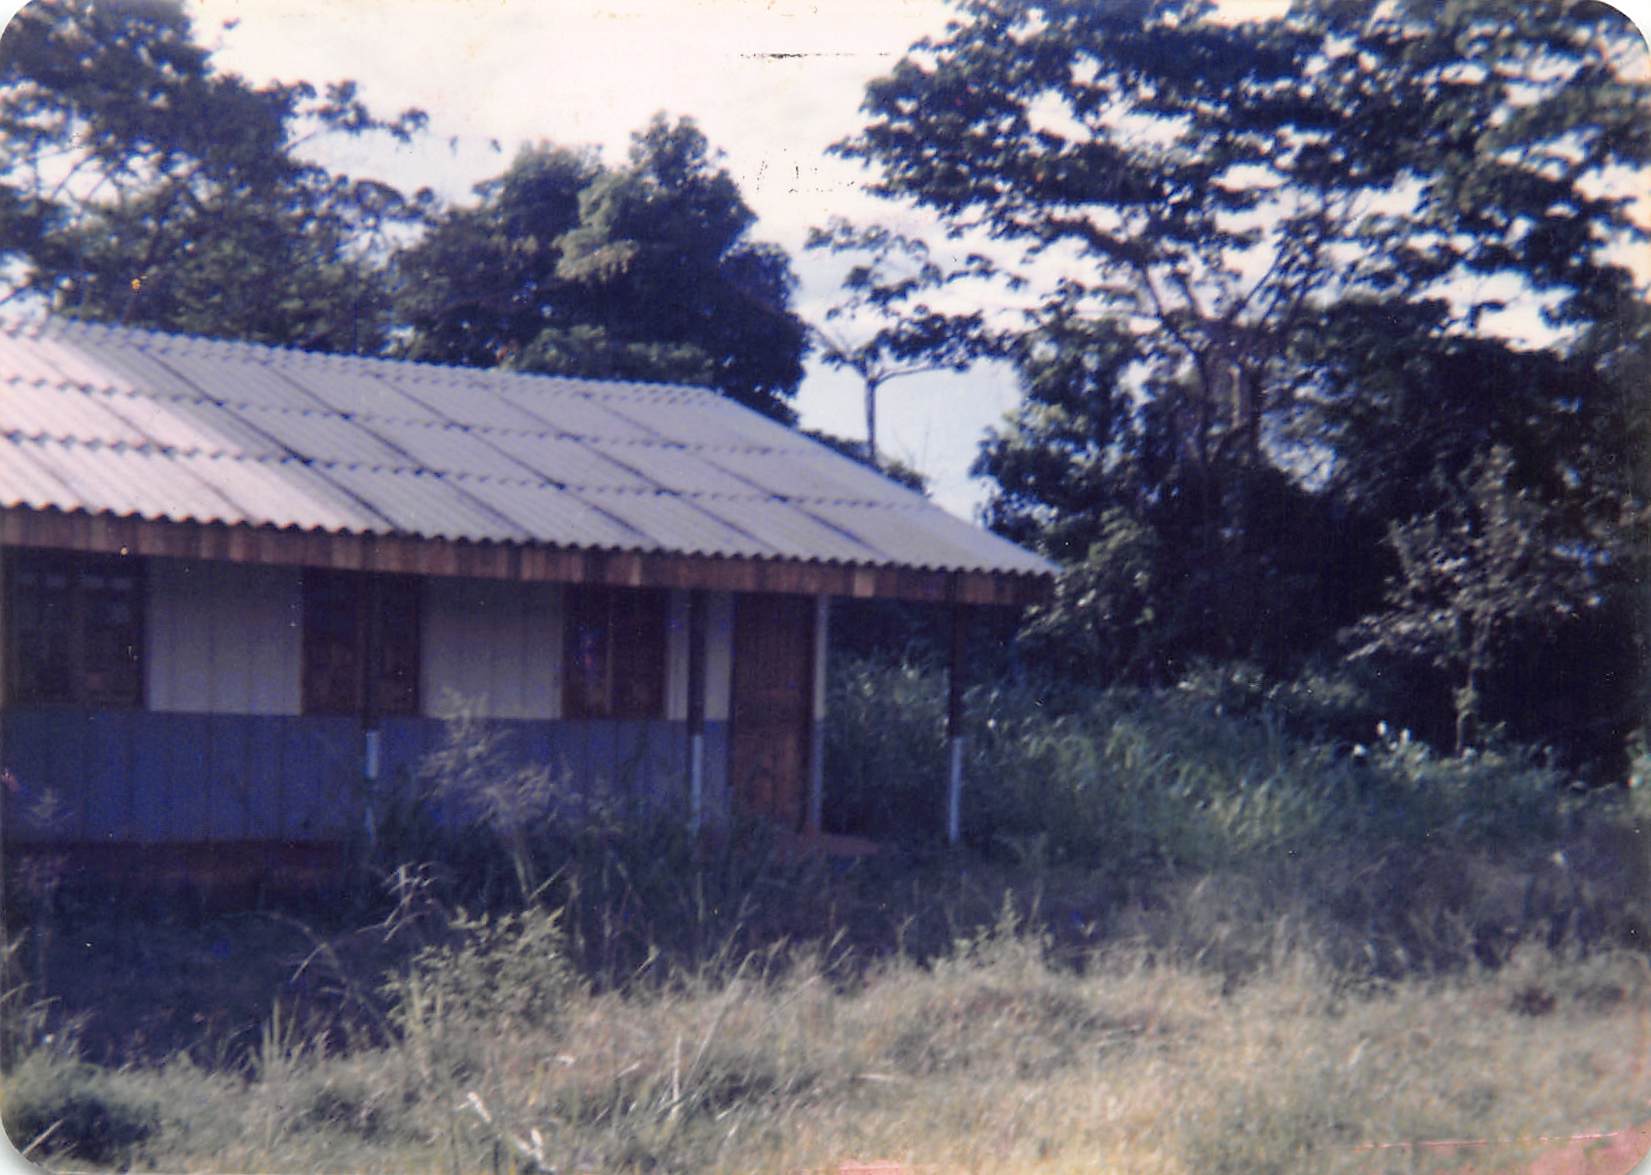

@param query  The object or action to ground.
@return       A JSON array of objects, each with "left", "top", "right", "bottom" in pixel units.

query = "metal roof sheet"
[
  {"left": 56, "top": 335, "right": 213, "bottom": 401},
  {"left": 356, "top": 416, "right": 544, "bottom": 477},
  {"left": 451, "top": 476, "right": 658, "bottom": 549},
  {"left": 9, "top": 438, "right": 249, "bottom": 523},
  {"left": 572, "top": 487, "right": 796, "bottom": 559},
  {"left": 0, "top": 435, "right": 82, "bottom": 506},
  {"left": 489, "top": 383, "right": 664, "bottom": 440},
  {"left": 5, "top": 437, "right": 389, "bottom": 533},
  {"left": 697, "top": 446, "right": 917, "bottom": 506},
  {"left": 9, "top": 331, "right": 142, "bottom": 393},
  {"left": 171, "top": 451, "right": 394, "bottom": 531},
  {"left": 471, "top": 431, "right": 659, "bottom": 491},
  {"left": 316, "top": 464, "right": 529, "bottom": 540},
  {"left": 585, "top": 440, "right": 770, "bottom": 498},
  {"left": 603, "top": 390, "right": 812, "bottom": 453},
  {"left": 806, "top": 500, "right": 1048, "bottom": 573},
  {"left": 0, "top": 319, "right": 1055, "bottom": 579},
  {"left": 387, "top": 373, "right": 561, "bottom": 431},
  {"left": 270, "top": 358, "right": 444, "bottom": 420},
  {"left": 101, "top": 392, "right": 287, "bottom": 458},
  {"left": 136, "top": 348, "right": 334, "bottom": 412},
  {"left": 234, "top": 405, "right": 419, "bottom": 468},
  {"left": 1, "top": 382, "right": 151, "bottom": 446}
]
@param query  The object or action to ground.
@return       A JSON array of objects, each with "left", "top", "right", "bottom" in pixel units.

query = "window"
[
  {"left": 563, "top": 585, "right": 666, "bottom": 719},
  {"left": 301, "top": 570, "right": 420, "bottom": 717},
  {"left": 6, "top": 551, "right": 144, "bottom": 708}
]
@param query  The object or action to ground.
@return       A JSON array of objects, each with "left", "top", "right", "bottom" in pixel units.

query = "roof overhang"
[{"left": 0, "top": 506, "right": 1052, "bottom": 607}]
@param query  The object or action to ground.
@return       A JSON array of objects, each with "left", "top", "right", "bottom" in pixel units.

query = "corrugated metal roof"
[
  {"left": 0, "top": 381, "right": 149, "bottom": 446},
  {"left": 0, "top": 319, "right": 1054, "bottom": 579}
]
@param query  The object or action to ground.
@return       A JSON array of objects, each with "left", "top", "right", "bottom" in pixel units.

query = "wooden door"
[{"left": 730, "top": 594, "right": 814, "bottom": 830}]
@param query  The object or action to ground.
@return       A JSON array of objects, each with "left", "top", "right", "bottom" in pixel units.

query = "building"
[{"left": 0, "top": 319, "right": 1051, "bottom": 887}]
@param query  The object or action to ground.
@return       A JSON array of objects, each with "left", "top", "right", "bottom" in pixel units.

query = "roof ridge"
[
  {"left": 6, "top": 314, "right": 725, "bottom": 397},
  {"left": 0, "top": 317, "right": 1057, "bottom": 579}
]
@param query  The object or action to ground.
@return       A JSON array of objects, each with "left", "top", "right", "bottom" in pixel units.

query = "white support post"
[
  {"left": 946, "top": 602, "right": 968, "bottom": 847},
  {"left": 688, "top": 732, "right": 705, "bottom": 835},
  {"left": 808, "top": 594, "right": 829, "bottom": 835},
  {"left": 946, "top": 734, "right": 965, "bottom": 846},
  {"left": 686, "top": 590, "right": 708, "bottom": 833}
]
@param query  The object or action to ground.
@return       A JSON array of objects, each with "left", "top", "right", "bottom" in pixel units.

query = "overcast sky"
[
  {"left": 3, "top": 0, "right": 1647, "bottom": 518},
  {"left": 190, "top": 0, "right": 1037, "bottom": 518}
]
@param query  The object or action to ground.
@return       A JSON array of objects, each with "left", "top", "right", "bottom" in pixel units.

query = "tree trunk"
[
  {"left": 865, "top": 377, "right": 880, "bottom": 470},
  {"left": 1455, "top": 624, "right": 1491, "bottom": 755}
]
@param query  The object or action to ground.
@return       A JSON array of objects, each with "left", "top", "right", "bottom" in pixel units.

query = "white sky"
[
  {"left": 2, "top": 0, "right": 1647, "bottom": 517},
  {"left": 189, "top": 0, "right": 1018, "bottom": 517}
]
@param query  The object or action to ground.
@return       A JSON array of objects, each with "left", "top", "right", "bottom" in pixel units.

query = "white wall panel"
[
  {"left": 705, "top": 591, "right": 733, "bottom": 722},
  {"left": 519, "top": 582, "right": 560, "bottom": 718},
  {"left": 0, "top": 544, "right": 7, "bottom": 712},
  {"left": 146, "top": 559, "right": 301, "bottom": 715},
  {"left": 666, "top": 590, "right": 689, "bottom": 721},
  {"left": 421, "top": 578, "right": 560, "bottom": 719},
  {"left": 813, "top": 595, "right": 829, "bottom": 722}
]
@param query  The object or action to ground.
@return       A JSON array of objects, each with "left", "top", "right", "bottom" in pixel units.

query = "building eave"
[{"left": 0, "top": 505, "right": 1053, "bottom": 607}]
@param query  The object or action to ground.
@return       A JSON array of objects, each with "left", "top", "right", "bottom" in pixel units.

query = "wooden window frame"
[
  {"left": 301, "top": 570, "right": 421, "bottom": 719},
  {"left": 562, "top": 585, "right": 667, "bottom": 720},
  {"left": 5, "top": 549, "right": 145, "bottom": 709}
]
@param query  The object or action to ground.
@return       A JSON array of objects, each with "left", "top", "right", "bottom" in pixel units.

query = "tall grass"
[
  {"left": 6, "top": 909, "right": 1648, "bottom": 1172},
  {"left": 829, "top": 654, "right": 1591, "bottom": 866},
  {"left": 827, "top": 654, "right": 1648, "bottom": 973},
  {"left": 4, "top": 658, "right": 1648, "bottom": 1169}
]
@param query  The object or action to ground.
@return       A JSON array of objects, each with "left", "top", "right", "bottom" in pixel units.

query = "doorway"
[{"left": 729, "top": 594, "right": 815, "bottom": 830}]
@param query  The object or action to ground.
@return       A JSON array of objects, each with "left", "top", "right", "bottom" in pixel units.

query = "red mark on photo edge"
[{"left": 1349, "top": 1120, "right": 1651, "bottom": 1174}]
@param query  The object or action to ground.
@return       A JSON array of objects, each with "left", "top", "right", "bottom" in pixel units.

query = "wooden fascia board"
[{"left": 0, "top": 507, "right": 1052, "bottom": 606}]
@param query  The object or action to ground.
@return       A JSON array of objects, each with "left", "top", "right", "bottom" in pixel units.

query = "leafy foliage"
[
  {"left": 0, "top": 0, "right": 429, "bottom": 351},
  {"left": 395, "top": 116, "right": 808, "bottom": 420},
  {"left": 979, "top": 313, "right": 1377, "bottom": 679},
  {"left": 827, "top": 653, "right": 1584, "bottom": 866},
  {"left": 837, "top": 0, "right": 1649, "bottom": 754},
  {"left": 383, "top": 907, "right": 580, "bottom": 1039},
  {"left": 805, "top": 218, "right": 991, "bottom": 465},
  {"left": 1, "top": 1053, "right": 160, "bottom": 1166},
  {"left": 1348, "top": 446, "right": 1604, "bottom": 752}
]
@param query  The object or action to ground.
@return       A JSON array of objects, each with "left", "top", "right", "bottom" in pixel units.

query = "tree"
[
  {"left": 0, "top": 0, "right": 429, "bottom": 353},
  {"left": 979, "top": 311, "right": 1375, "bottom": 679},
  {"left": 392, "top": 144, "right": 599, "bottom": 368},
  {"left": 396, "top": 116, "right": 809, "bottom": 421},
  {"left": 1348, "top": 446, "right": 1602, "bottom": 753},
  {"left": 805, "top": 219, "right": 989, "bottom": 468},
  {"left": 840, "top": 0, "right": 1648, "bottom": 698}
]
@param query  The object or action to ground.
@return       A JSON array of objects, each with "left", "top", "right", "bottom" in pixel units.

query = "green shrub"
[
  {"left": 383, "top": 905, "right": 581, "bottom": 1039},
  {"left": 1, "top": 1053, "right": 160, "bottom": 1166},
  {"left": 827, "top": 655, "right": 1585, "bottom": 873},
  {"left": 824, "top": 653, "right": 946, "bottom": 839}
]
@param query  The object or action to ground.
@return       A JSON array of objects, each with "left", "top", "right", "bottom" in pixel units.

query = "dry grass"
[
  {"left": 7, "top": 677, "right": 1649, "bottom": 1171},
  {"left": 7, "top": 909, "right": 1647, "bottom": 1173}
]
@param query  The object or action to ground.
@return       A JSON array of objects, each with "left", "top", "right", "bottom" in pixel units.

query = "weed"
[
  {"left": 383, "top": 905, "right": 580, "bottom": 1039},
  {"left": 0, "top": 1053, "right": 160, "bottom": 1167},
  {"left": 4, "top": 661, "right": 1647, "bottom": 1171}
]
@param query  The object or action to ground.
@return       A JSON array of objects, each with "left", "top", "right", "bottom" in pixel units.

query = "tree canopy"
[
  {"left": 835, "top": 0, "right": 1650, "bottom": 754},
  {"left": 1, "top": 6, "right": 806, "bottom": 420},
  {"left": 805, "top": 218, "right": 990, "bottom": 467},
  {"left": 0, "top": 0, "right": 430, "bottom": 352},
  {"left": 394, "top": 116, "right": 809, "bottom": 421}
]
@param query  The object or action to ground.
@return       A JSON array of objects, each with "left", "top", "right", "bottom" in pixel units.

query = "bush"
[
  {"left": 1, "top": 1053, "right": 160, "bottom": 1166},
  {"left": 824, "top": 653, "right": 946, "bottom": 839},
  {"left": 383, "top": 905, "right": 581, "bottom": 1039},
  {"left": 825, "top": 654, "right": 1589, "bottom": 870}
]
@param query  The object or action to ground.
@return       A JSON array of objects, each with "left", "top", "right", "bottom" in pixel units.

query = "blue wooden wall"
[{"left": 0, "top": 708, "right": 726, "bottom": 845}]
